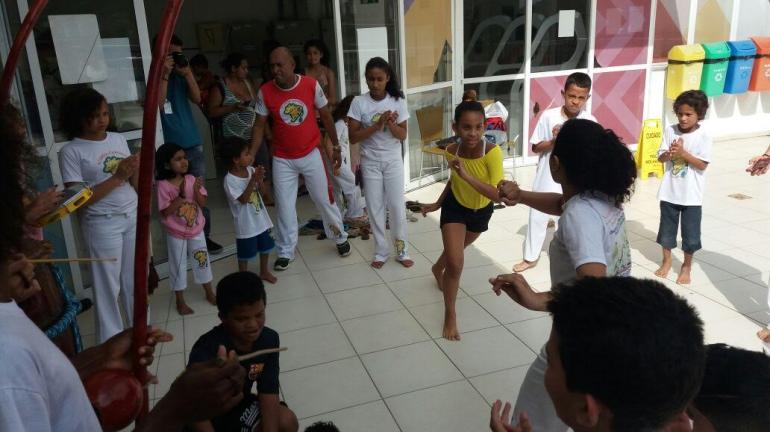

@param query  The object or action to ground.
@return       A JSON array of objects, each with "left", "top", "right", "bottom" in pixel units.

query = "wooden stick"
[
  {"left": 238, "top": 347, "right": 287, "bottom": 362},
  {"left": 29, "top": 257, "right": 118, "bottom": 264}
]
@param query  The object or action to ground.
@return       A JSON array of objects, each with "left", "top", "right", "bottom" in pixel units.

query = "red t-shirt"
[{"left": 255, "top": 75, "right": 328, "bottom": 159}]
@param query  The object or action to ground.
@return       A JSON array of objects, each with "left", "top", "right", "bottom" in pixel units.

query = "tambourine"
[{"left": 37, "top": 183, "right": 93, "bottom": 226}]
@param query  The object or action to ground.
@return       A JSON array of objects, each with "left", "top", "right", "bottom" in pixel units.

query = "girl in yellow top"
[{"left": 422, "top": 101, "right": 504, "bottom": 340}]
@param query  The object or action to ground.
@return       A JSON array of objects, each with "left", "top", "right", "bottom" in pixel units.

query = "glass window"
[
  {"left": 464, "top": 80, "right": 524, "bottom": 158},
  {"left": 31, "top": 0, "right": 147, "bottom": 143},
  {"left": 340, "top": 0, "right": 401, "bottom": 96},
  {"left": 693, "top": 0, "right": 732, "bottom": 43},
  {"left": 735, "top": 0, "right": 770, "bottom": 39},
  {"left": 407, "top": 87, "right": 452, "bottom": 182},
  {"left": 404, "top": 0, "right": 452, "bottom": 88},
  {"left": 652, "top": 0, "right": 690, "bottom": 63},
  {"left": 464, "top": 0, "right": 525, "bottom": 79},
  {"left": 531, "top": 0, "right": 590, "bottom": 72},
  {"left": 594, "top": 0, "right": 651, "bottom": 68}
]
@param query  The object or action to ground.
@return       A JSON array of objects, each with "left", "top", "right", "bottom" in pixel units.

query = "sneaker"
[
  {"left": 206, "top": 237, "right": 224, "bottom": 254},
  {"left": 337, "top": 241, "right": 352, "bottom": 257},
  {"left": 273, "top": 257, "right": 294, "bottom": 271}
]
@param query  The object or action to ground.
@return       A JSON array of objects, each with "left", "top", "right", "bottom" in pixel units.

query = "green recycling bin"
[{"left": 700, "top": 42, "right": 730, "bottom": 96}]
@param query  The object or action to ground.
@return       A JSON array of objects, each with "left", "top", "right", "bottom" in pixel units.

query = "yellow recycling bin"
[
  {"left": 666, "top": 44, "right": 705, "bottom": 100},
  {"left": 636, "top": 119, "right": 664, "bottom": 179}
]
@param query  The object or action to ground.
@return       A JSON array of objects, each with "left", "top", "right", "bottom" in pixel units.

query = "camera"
[{"left": 171, "top": 52, "right": 189, "bottom": 68}]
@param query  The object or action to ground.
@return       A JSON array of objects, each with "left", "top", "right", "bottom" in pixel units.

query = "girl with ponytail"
[{"left": 348, "top": 57, "right": 411, "bottom": 269}]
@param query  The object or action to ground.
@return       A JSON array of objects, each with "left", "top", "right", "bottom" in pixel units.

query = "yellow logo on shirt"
[
  {"left": 102, "top": 155, "right": 123, "bottom": 174},
  {"left": 279, "top": 99, "right": 307, "bottom": 125},
  {"left": 248, "top": 363, "right": 264, "bottom": 380},
  {"left": 177, "top": 202, "right": 199, "bottom": 227},
  {"left": 248, "top": 191, "right": 262, "bottom": 214},
  {"left": 193, "top": 250, "right": 209, "bottom": 268}
]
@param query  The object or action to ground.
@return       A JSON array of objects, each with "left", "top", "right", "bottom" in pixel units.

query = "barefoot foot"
[
  {"left": 513, "top": 259, "right": 537, "bottom": 273},
  {"left": 431, "top": 263, "right": 444, "bottom": 291},
  {"left": 203, "top": 289, "right": 217, "bottom": 306},
  {"left": 654, "top": 262, "right": 671, "bottom": 278},
  {"left": 398, "top": 258, "right": 414, "bottom": 268},
  {"left": 442, "top": 313, "right": 461, "bottom": 341},
  {"left": 676, "top": 265, "right": 692, "bottom": 285},
  {"left": 176, "top": 301, "right": 194, "bottom": 315},
  {"left": 371, "top": 260, "right": 385, "bottom": 269},
  {"left": 260, "top": 271, "right": 277, "bottom": 284}
]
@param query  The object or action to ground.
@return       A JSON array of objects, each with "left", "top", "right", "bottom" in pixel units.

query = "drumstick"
[
  {"left": 29, "top": 257, "right": 118, "bottom": 264},
  {"left": 237, "top": 347, "right": 287, "bottom": 362}
]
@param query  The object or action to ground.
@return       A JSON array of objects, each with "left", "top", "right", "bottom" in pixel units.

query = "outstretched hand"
[
  {"left": 490, "top": 273, "right": 549, "bottom": 312},
  {"left": 490, "top": 400, "right": 532, "bottom": 432},
  {"left": 99, "top": 327, "right": 173, "bottom": 386},
  {"left": 420, "top": 202, "right": 440, "bottom": 217},
  {"left": 747, "top": 154, "right": 770, "bottom": 176},
  {"left": 497, "top": 180, "right": 522, "bottom": 206}
]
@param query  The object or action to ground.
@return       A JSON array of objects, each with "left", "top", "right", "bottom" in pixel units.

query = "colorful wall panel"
[
  {"left": 594, "top": 0, "right": 651, "bottom": 67},
  {"left": 694, "top": 0, "right": 731, "bottom": 43},
  {"left": 592, "top": 70, "right": 647, "bottom": 145},
  {"left": 652, "top": 0, "right": 689, "bottom": 62}
]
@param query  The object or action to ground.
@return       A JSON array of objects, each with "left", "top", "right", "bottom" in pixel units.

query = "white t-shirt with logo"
[
  {"left": 0, "top": 301, "right": 102, "bottom": 432},
  {"left": 657, "top": 125, "right": 712, "bottom": 206},
  {"left": 549, "top": 192, "right": 632, "bottom": 286},
  {"left": 59, "top": 132, "right": 138, "bottom": 217},
  {"left": 334, "top": 119, "right": 352, "bottom": 167},
  {"left": 529, "top": 107, "right": 597, "bottom": 193},
  {"left": 348, "top": 93, "right": 409, "bottom": 161},
  {"left": 224, "top": 166, "right": 273, "bottom": 239}
]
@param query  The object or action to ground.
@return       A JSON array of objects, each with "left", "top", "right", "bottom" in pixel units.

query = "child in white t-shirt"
[
  {"left": 495, "top": 118, "right": 636, "bottom": 431},
  {"left": 348, "top": 57, "right": 412, "bottom": 269},
  {"left": 220, "top": 136, "right": 276, "bottom": 284},
  {"left": 654, "top": 90, "right": 711, "bottom": 285},
  {"left": 514, "top": 72, "right": 597, "bottom": 273},
  {"left": 325, "top": 95, "right": 367, "bottom": 226}
]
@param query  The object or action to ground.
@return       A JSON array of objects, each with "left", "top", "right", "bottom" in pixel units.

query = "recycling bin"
[
  {"left": 666, "top": 44, "right": 705, "bottom": 100},
  {"left": 699, "top": 42, "right": 730, "bottom": 96},
  {"left": 749, "top": 37, "right": 770, "bottom": 92},
  {"left": 724, "top": 40, "right": 756, "bottom": 94}
]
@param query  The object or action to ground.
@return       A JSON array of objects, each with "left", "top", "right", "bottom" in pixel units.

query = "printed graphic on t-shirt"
[
  {"left": 248, "top": 363, "right": 265, "bottom": 381},
  {"left": 280, "top": 99, "right": 307, "bottom": 125},
  {"left": 371, "top": 112, "right": 383, "bottom": 124},
  {"left": 177, "top": 202, "right": 200, "bottom": 227},
  {"left": 193, "top": 249, "right": 209, "bottom": 269},
  {"left": 607, "top": 213, "right": 632, "bottom": 277},
  {"left": 102, "top": 154, "right": 125, "bottom": 174},
  {"left": 249, "top": 191, "right": 262, "bottom": 213},
  {"left": 672, "top": 157, "right": 688, "bottom": 177}
]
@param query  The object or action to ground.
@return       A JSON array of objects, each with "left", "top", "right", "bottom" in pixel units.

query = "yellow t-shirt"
[{"left": 446, "top": 144, "right": 504, "bottom": 210}]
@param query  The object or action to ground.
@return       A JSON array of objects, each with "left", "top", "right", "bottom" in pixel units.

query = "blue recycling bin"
[{"left": 724, "top": 40, "right": 757, "bottom": 94}]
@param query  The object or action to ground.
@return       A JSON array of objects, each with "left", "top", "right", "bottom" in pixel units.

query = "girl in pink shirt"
[{"left": 156, "top": 143, "right": 216, "bottom": 315}]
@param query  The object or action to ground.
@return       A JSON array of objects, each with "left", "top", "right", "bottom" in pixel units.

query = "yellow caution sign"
[{"left": 636, "top": 119, "right": 664, "bottom": 179}]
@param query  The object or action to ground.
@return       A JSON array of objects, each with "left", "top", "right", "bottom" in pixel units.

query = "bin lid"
[
  {"left": 727, "top": 40, "right": 757, "bottom": 56},
  {"left": 751, "top": 37, "right": 770, "bottom": 55},
  {"left": 701, "top": 42, "right": 730, "bottom": 60},
  {"left": 668, "top": 44, "right": 705, "bottom": 62}
]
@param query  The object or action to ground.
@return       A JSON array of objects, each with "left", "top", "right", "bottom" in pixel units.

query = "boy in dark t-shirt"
[{"left": 188, "top": 272, "right": 298, "bottom": 432}]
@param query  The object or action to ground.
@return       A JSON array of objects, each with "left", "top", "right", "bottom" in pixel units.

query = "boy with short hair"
[
  {"left": 490, "top": 277, "right": 705, "bottom": 432},
  {"left": 514, "top": 72, "right": 596, "bottom": 273},
  {"left": 690, "top": 344, "right": 770, "bottom": 432},
  {"left": 188, "top": 272, "right": 298, "bottom": 432}
]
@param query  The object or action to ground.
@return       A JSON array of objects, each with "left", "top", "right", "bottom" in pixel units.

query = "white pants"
[
  {"left": 81, "top": 213, "right": 136, "bottom": 343},
  {"left": 524, "top": 208, "right": 558, "bottom": 262},
  {"left": 514, "top": 346, "right": 569, "bottom": 431},
  {"left": 361, "top": 157, "right": 408, "bottom": 262},
  {"left": 166, "top": 231, "right": 213, "bottom": 291},
  {"left": 333, "top": 158, "right": 365, "bottom": 219},
  {"left": 273, "top": 148, "right": 348, "bottom": 259}
]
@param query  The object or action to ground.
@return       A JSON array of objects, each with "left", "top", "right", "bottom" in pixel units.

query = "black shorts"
[{"left": 439, "top": 191, "right": 494, "bottom": 233}]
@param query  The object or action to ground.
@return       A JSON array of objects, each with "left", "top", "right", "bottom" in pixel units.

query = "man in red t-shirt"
[{"left": 251, "top": 46, "right": 350, "bottom": 271}]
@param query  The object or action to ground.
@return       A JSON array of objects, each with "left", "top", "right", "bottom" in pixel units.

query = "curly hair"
[
  {"left": 218, "top": 136, "right": 250, "bottom": 168},
  {"left": 552, "top": 118, "right": 636, "bottom": 207},
  {"left": 673, "top": 89, "right": 709, "bottom": 120},
  {"left": 0, "top": 103, "right": 33, "bottom": 264},
  {"left": 59, "top": 87, "right": 107, "bottom": 140}
]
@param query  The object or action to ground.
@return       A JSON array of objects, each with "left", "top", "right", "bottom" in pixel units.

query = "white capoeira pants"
[
  {"left": 361, "top": 157, "right": 409, "bottom": 262},
  {"left": 166, "top": 231, "right": 213, "bottom": 291},
  {"left": 333, "top": 159, "right": 365, "bottom": 220},
  {"left": 514, "top": 346, "right": 569, "bottom": 431},
  {"left": 524, "top": 208, "right": 558, "bottom": 262},
  {"left": 273, "top": 148, "right": 348, "bottom": 260},
  {"left": 81, "top": 212, "right": 135, "bottom": 344}
]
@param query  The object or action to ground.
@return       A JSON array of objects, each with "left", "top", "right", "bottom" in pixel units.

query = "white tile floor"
[{"left": 78, "top": 135, "right": 770, "bottom": 431}]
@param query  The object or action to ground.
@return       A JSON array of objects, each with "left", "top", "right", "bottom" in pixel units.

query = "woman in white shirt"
[{"left": 493, "top": 118, "right": 637, "bottom": 431}]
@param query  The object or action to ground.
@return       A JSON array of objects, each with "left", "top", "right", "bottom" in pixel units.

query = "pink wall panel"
[
  {"left": 528, "top": 75, "right": 569, "bottom": 157},
  {"left": 592, "top": 70, "right": 646, "bottom": 145},
  {"left": 595, "top": 0, "right": 651, "bottom": 67}
]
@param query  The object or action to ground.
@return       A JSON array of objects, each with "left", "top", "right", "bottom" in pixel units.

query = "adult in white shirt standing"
[
  {"left": 58, "top": 88, "right": 139, "bottom": 343},
  {"left": 513, "top": 73, "right": 596, "bottom": 273}
]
